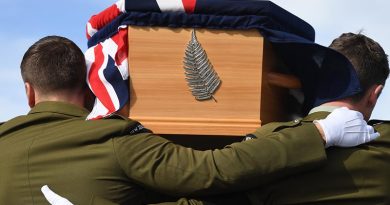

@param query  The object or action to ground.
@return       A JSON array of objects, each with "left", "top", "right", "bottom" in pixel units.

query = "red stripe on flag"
[
  {"left": 87, "top": 4, "right": 122, "bottom": 38},
  {"left": 182, "top": 0, "right": 196, "bottom": 13},
  {"left": 112, "top": 29, "right": 128, "bottom": 65},
  {"left": 88, "top": 44, "right": 116, "bottom": 112}
]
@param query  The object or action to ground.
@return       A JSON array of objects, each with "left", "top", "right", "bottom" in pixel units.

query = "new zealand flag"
[{"left": 85, "top": 0, "right": 361, "bottom": 119}]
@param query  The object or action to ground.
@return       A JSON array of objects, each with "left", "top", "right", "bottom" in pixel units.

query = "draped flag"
[
  {"left": 85, "top": 0, "right": 361, "bottom": 119},
  {"left": 85, "top": 0, "right": 198, "bottom": 119},
  {"left": 85, "top": 0, "right": 127, "bottom": 119}
]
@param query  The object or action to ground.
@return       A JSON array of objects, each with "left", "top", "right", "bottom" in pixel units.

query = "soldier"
[
  {"left": 241, "top": 33, "right": 390, "bottom": 205},
  {"left": 136, "top": 33, "right": 390, "bottom": 205},
  {"left": 0, "top": 35, "right": 377, "bottom": 205}
]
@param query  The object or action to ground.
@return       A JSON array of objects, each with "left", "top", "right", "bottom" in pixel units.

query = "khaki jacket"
[
  {"left": 0, "top": 102, "right": 326, "bottom": 205},
  {"left": 247, "top": 112, "right": 390, "bottom": 205}
]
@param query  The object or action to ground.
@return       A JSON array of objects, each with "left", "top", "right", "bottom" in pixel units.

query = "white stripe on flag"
[
  {"left": 104, "top": 38, "right": 119, "bottom": 58},
  {"left": 87, "top": 22, "right": 98, "bottom": 39},
  {"left": 115, "top": 0, "right": 126, "bottom": 13},
  {"left": 97, "top": 64, "right": 120, "bottom": 111},
  {"left": 104, "top": 34, "right": 128, "bottom": 80},
  {"left": 155, "top": 0, "right": 185, "bottom": 12},
  {"left": 117, "top": 59, "right": 129, "bottom": 80},
  {"left": 87, "top": 97, "right": 109, "bottom": 120},
  {"left": 85, "top": 46, "right": 96, "bottom": 90},
  {"left": 85, "top": 45, "right": 113, "bottom": 120},
  {"left": 99, "top": 40, "right": 121, "bottom": 110}
]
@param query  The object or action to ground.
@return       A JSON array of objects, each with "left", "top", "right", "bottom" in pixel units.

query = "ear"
[
  {"left": 25, "top": 82, "right": 36, "bottom": 108},
  {"left": 368, "top": 84, "right": 383, "bottom": 107}
]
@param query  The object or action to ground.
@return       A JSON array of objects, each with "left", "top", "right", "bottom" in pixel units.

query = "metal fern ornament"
[{"left": 183, "top": 29, "right": 221, "bottom": 101}]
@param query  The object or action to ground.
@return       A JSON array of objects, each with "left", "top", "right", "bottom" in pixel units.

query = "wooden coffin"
[{"left": 127, "top": 26, "right": 300, "bottom": 136}]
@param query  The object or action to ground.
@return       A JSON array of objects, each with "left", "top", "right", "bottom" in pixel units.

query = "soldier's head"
[
  {"left": 21, "top": 36, "right": 89, "bottom": 108},
  {"left": 328, "top": 32, "right": 389, "bottom": 120}
]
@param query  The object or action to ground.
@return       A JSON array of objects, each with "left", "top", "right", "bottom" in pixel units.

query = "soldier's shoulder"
[
  {"left": 98, "top": 114, "right": 151, "bottom": 135},
  {"left": 248, "top": 119, "right": 303, "bottom": 140},
  {"left": 263, "top": 119, "right": 303, "bottom": 131},
  {"left": 93, "top": 113, "right": 135, "bottom": 125},
  {"left": 0, "top": 115, "right": 28, "bottom": 132}
]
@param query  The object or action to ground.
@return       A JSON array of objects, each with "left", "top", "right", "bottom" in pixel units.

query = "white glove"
[
  {"left": 315, "top": 107, "right": 380, "bottom": 148},
  {"left": 41, "top": 185, "right": 74, "bottom": 205}
]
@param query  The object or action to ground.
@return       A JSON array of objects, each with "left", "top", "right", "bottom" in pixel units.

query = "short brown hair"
[
  {"left": 329, "top": 33, "right": 389, "bottom": 100},
  {"left": 21, "top": 36, "right": 87, "bottom": 94}
]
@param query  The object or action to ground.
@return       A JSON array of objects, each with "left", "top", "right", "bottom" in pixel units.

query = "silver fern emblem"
[{"left": 183, "top": 29, "right": 221, "bottom": 101}]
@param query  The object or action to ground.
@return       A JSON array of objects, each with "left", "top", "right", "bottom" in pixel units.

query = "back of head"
[
  {"left": 20, "top": 36, "right": 87, "bottom": 95},
  {"left": 329, "top": 33, "right": 389, "bottom": 101}
]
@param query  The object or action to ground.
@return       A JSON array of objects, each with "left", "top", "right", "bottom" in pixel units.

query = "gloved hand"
[
  {"left": 315, "top": 107, "right": 380, "bottom": 148},
  {"left": 41, "top": 185, "right": 74, "bottom": 205}
]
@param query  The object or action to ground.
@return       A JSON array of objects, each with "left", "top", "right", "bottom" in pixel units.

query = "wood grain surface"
[{"left": 127, "top": 26, "right": 295, "bottom": 136}]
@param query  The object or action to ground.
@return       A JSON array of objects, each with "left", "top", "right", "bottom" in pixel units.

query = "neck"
[
  {"left": 321, "top": 100, "right": 370, "bottom": 121},
  {"left": 320, "top": 101, "right": 358, "bottom": 110},
  {"left": 35, "top": 90, "right": 85, "bottom": 108}
]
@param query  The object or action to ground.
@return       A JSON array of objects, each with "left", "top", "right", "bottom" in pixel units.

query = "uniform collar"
[
  {"left": 29, "top": 101, "right": 89, "bottom": 118},
  {"left": 308, "top": 105, "right": 340, "bottom": 115},
  {"left": 302, "top": 105, "right": 342, "bottom": 122},
  {"left": 301, "top": 111, "right": 330, "bottom": 122}
]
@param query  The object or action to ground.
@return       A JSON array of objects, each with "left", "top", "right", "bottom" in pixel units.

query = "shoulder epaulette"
[
  {"left": 102, "top": 114, "right": 152, "bottom": 135},
  {"left": 271, "top": 119, "right": 302, "bottom": 132}
]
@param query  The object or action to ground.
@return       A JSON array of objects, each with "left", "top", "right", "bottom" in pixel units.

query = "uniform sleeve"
[{"left": 112, "top": 123, "right": 326, "bottom": 196}]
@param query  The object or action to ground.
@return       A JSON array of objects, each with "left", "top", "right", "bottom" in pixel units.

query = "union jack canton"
[{"left": 85, "top": 0, "right": 198, "bottom": 119}]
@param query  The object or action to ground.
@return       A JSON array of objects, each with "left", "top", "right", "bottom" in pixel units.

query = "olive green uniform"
[
  {"left": 0, "top": 102, "right": 326, "bottom": 205},
  {"left": 246, "top": 112, "right": 390, "bottom": 205}
]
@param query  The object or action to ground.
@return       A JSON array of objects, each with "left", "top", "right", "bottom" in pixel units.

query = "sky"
[{"left": 0, "top": 0, "right": 389, "bottom": 122}]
